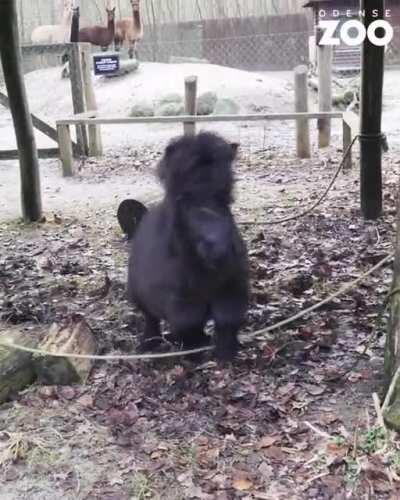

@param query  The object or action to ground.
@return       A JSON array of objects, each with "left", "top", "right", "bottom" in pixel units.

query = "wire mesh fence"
[
  {"left": 138, "top": 26, "right": 400, "bottom": 71},
  {"left": 139, "top": 31, "right": 311, "bottom": 71}
]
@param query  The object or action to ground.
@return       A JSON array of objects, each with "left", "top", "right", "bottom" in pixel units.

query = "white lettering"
[
  {"left": 341, "top": 20, "right": 366, "bottom": 46},
  {"left": 367, "top": 20, "right": 394, "bottom": 46},
  {"left": 319, "top": 20, "right": 340, "bottom": 46}
]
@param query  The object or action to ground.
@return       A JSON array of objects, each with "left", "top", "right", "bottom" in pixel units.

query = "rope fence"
[{"left": 0, "top": 251, "right": 394, "bottom": 361}]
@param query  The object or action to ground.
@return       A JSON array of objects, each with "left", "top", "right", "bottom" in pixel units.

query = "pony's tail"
[{"left": 117, "top": 199, "right": 148, "bottom": 240}]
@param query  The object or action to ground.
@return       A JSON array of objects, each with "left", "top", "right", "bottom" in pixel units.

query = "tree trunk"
[
  {"left": 0, "top": 328, "right": 38, "bottom": 404},
  {"left": 34, "top": 318, "right": 97, "bottom": 385},
  {"left": 384, "top": 194, "right": 400, "bottom": 428},
  {"left": 0, "top": 0, "right": 42, "bottom": 222}
]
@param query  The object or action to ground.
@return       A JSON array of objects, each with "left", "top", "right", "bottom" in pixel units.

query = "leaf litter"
[{"left": 0, "top": 141, "right": 399, "bottom": 499}]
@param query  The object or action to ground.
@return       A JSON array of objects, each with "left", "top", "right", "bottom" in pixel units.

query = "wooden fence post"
[
  {"left": 359, "top": 0, "right": 384, "bottom": 219},
  {"left": 294, "top": 65, "right": 310, "bottom": 159},
  {"left": 0, "top": 0, "right": 42, "bottom": 222},
  {"left": 80, "top": 43, "right": 102, "bottom": 156},
  {"left": 57, "top": 124, "right": 74, "bottom": 176},
  {"left": 184, "top": 75, "right": 197, "bottom": 136},
  {"left": 69, "top": 42, "right": 88, "bottom": 156},
  {"left": 317, "top": 27, "right": 332, "bottom": 148},
  {"left": 342, "top": 119, "right": 352, "bottom": 170}
]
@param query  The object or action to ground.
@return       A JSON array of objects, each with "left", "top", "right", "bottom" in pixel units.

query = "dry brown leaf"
[
  {"left": 258, "top": 435, "right": 280, "bottom": 449},
  {"left": 233, "top": 478, "right": 253, "bottom": 491}
]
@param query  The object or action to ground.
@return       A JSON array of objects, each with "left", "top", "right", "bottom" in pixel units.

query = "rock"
[
  {"left": 214, "top": 98, "right": 240, "bottom": 115},
  {"left": 169, "top": 56, "right": 210, "bottom": 64},
  {"left": 158, "top": 93, "right": 183, "bottom": 105},
  {"left": 156, "top": 102, "right": 185, "bottom": 116},
  {"left": 105, "top": 58, "right": 139, "bottom": 78},
  {"left": 130, "top": 103, "right": 154, "bottom": 117},
  {"left": 197, "top": 91, "right": 217, "bottom": 116}
]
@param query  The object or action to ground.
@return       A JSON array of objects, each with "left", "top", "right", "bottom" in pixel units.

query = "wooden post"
[
  {"left": 317, "top": 27, "right": 332, "bottom": 148},
  {"left": 360, "top": 0, "right": 385, "bottom": 219},
  {"left": 342, "top": 119, "right": 352, "bottom": 170},
  {"left": 80, "top": 44, "right": 103, "bottom": 156},
  {"left": 0, "top": 0, "right": 42, "bottom": 222},
  {"left": 69, "top": 42, "right": 88, "bottom": 156},
  {"left": 57, "top": 124, "right": 74, "bottom": 176},
  {"left": 184, "top": 75, "right": 198, "bottom": 136},
  {"left": 294, "top": 65, "right": 310, "bottom": 159}
]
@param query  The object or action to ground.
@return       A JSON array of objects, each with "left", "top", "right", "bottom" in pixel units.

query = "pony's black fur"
[
  {"left": 127, "top": 132, "right": 249, "bottom": 361},
  {"left": 117, "top": 199, "right": 148, "bottom": 240}
]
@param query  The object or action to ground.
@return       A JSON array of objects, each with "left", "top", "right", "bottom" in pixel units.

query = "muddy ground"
[{"left": 1, "top": 132, "right": 400, "bottom": 499}]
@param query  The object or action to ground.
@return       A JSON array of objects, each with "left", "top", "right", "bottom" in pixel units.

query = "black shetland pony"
[{"left": 124, "top": 132, "right": 249, "bottom": 361}]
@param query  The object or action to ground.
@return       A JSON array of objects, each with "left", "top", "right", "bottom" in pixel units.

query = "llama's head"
[
  {"left": 106, "top": 7, "right": 116, "bottom": 21},
  {"left": 62, "top": 0, "right": 73, "bottom": 12},
  {"left": 130, "top": 0, "right": 140, "bottom": 12},
  {"left": 158, "top": 133, "right": 239, "bottom": 269}
]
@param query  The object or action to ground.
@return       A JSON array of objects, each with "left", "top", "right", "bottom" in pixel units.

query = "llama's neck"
[
  {"left": 108, "top": 15, "right": 115, "bottom": 32},
  {"left": 133, "top": 9, "right": 142, "bottom": 33},
  {"left": 61, "top": 5, "right": 72, "bottom": 26}
]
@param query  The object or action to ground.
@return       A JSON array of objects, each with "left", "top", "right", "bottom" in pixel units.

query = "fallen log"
[
  {"left": 105, "top": 59, "right": 139, "bottom": 78},
  {"left": 0, "top": 327, "right": 38, "bottom": 404},
  {"left": 34, "top": 318, "right": 97, "bottom": 385}
]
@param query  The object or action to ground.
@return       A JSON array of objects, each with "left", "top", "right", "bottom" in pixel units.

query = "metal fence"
[
  {"left": 387, "top": 27, "right": 400, "bottom": 66},
  {"left": 138, "top": 26, "right": 400, "bottom": 71},
  {"left": 139, "top": 31, "right": 311, "bottom": 71}
]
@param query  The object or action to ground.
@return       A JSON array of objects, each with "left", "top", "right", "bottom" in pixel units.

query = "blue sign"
[{"left": 93, "top": 53, "right": 120, "bottom": 75}]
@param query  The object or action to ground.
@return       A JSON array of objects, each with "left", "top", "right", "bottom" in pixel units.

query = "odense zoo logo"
[{"left": 319, "top": 17, "right": 394, "bottom": 47}]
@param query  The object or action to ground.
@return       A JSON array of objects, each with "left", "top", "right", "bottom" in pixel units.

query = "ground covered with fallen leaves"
[{"left": 1, "top": 139, "right": 400, "bottom": 499}]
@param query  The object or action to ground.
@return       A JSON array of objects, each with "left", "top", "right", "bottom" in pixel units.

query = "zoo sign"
[{"left": 319, "top": 19, "right": 394, "bottom": 47}]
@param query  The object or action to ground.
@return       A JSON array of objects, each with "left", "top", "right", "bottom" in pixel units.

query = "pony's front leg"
[{"left": 212, "top": 289, "right": 247, "bottom": 362}]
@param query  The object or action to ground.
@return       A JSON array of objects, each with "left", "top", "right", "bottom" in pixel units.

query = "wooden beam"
[
  {"left": 360, "top": 0, "right": 385, "bottom": 219},
  {"left": 69, "top": 43, "right": 88, "bottom": 155},
  {"left": 80, "top": 43, "right": 102, "bottom": 156},
  {"left": 294, "top": 65, "right": 310, "bottom": 159},
  {"left": 0, "top": 148, "right": 60, "bottom": 160},
  {"left": 57, "top": 124, "right": 74, "bottom": 176},
  {"left": 0, "top": 90, "right": 79, "bottom": 154},
  {"left": 57, "top": 111, "right": 343, "bottom": 126},
  {"left": 317, "top": 27, "right": 333, "bottom": 148},
  {"left": 342, "top": 111, "right": 360, "bottom": 170},
  {"left": 0, "top": 0, "right": 42, "bottom": 222},
  {"left": 184, "top": 75, "right": 197, "bottom": 136}
]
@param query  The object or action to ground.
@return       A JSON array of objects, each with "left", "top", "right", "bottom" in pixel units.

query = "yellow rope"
[{"left": 0, "top": 251, "right": 393, "bottom": 360}]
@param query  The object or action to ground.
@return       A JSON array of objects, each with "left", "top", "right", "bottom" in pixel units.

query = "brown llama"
[
  {"left": 114, "top": 0, "right": 143, "bottom": 59},
  {"left": 79, "top": 7, "right": 116, "bottom": 51}
]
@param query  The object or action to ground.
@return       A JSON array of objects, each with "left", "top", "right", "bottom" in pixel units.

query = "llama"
[
  {"left": 31, "top": 0, "right": 73, "bottom": 44},
  {"left": 79, "top": 7, "right": 116, "bottom": 51},
  {"left": 114, "top": 0, "right": 143, "bottom": 59},
  {"left": 126, "top": 133, "right": 249, "bottom": 361}
]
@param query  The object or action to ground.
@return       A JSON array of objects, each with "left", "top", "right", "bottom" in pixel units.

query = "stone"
[
  {"left": 214, "top": 98, "right": 240, "bottom": 115},
  {"left": 197, "top": 91, "right": 218, "bottom": 116},
  {"left": 130, "top": 103, "right": 154, "bottom": 117}
]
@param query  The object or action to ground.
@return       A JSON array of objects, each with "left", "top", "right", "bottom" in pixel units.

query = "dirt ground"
[{"left": 1, "top": 67, "right": 400, "bottom": 499}]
